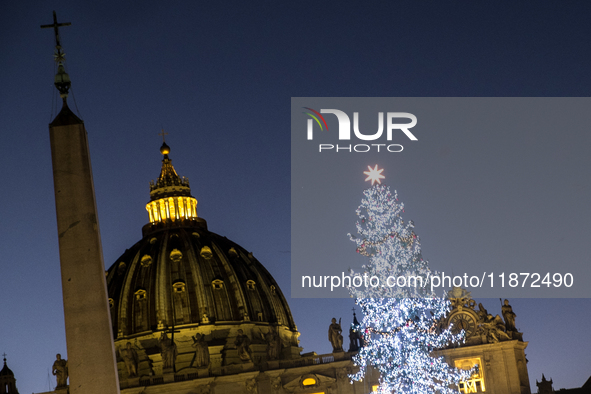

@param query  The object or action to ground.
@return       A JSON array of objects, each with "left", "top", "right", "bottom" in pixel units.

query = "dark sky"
[{"left": 1, "top": 1, "right": 590, "bottom": 394}]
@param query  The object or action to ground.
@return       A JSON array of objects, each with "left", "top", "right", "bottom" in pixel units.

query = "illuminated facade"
[{"left": 439, "top": 288, "right": 531, "bottom": 394}]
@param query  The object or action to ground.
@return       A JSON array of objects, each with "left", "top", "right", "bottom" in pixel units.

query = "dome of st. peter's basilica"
[{"left": 105, "top": 143, "right": 301, "bottom": 379}]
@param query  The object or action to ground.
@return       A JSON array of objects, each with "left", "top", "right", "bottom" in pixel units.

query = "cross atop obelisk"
[
  {"left": 40, "top": 11, "right": 71, "bottom": 50},
  {"left": 41, "top": 11, "right": 73, "bottom": 98}
]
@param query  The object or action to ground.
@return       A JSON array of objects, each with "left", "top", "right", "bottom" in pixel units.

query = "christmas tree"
[{"left": 348, "top": 165, "right": 474, "bottom": 394}]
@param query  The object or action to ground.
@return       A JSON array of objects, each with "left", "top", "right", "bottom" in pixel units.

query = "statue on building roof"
[
  {"left": 328, "top": 318, "right": 344, "bottom": 353},
  {"left": 119, "top": 342, "right": 139, "bottom": 378},
  {"left": 159, "top": 331, "right": 178, "bottom": 370},
  {"left": 235, "top": 329, "right": 252, "bottom": 362},
  {"left": 447, "top": 287, "right": 474, "bottom": 309},
  {"left": 192, "top": 333, "right": 210, "bottom": 368},
  {"left": 52, "top": 354, "right": 68, "bottom": 388},
  {"left": 478, "top": 315, "right": 511, "bottom": 344},
  {"left": 477, "top": 303, "right": 488, "bottom": 322},
  {"left": 502, "top": 299, "right": 517, "bottom": 332},
  {"left": 265, "top": 328, "right": 280, "bottom": 361}
]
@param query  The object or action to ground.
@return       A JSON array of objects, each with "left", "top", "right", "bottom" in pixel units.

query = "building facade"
[{"left": 439, "top": 288, "right": 530, "bottom": 394}]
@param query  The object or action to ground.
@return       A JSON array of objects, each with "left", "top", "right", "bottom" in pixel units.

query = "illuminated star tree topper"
[{"left": 363, "top": 164, "right": 385, "bottom": 185}]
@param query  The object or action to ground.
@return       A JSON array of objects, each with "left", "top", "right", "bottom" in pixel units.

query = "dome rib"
[
  {"left": 212, "top": 242, "right": 250, "bottom": 320},
  {"left": 184, "top": 234, "right": 209, "bottom": 323}
]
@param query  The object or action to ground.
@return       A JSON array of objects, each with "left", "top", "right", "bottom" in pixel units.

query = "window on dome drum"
[
  {"left": 134, "top": 289, "right": 147, "bottom": 300},
  {"left": 257, "top": 312, "right": 263, "bottom": 321},
  {"left": 212, "top": 279, "right": 224, "bottom": 290},
  {"left": 455, "top": 357, "right": 485, "bottom": 393},
  {"left": 246, "top": 280, "right": 256, "bottom": 290}
]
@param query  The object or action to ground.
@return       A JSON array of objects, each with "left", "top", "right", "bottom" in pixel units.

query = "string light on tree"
[
  {"left": 348, "top": 166, "right": 475, "bottom": 394},
  {"left": 355, "top": 230, "right": 416, "bottom": 257}
]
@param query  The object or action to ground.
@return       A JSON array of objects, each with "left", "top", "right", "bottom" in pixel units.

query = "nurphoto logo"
[{"left": 303, "top": 108, "right": 418, "bottom": 153}]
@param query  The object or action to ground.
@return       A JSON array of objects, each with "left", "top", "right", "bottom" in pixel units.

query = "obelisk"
[{"left": 42, "top": 12, "right": 120, "bottom": 394}]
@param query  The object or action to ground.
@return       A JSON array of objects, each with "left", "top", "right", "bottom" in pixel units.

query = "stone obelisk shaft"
[{"left": 49, "top": 103, "right": 120, "bottom": 394}]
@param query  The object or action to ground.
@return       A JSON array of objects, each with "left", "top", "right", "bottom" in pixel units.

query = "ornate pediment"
[{"left": 445, "top": 287, "right": 523, "bottom": 346}]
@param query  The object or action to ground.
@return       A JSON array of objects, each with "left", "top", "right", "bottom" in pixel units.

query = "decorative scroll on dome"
[
  {"left": 140, "top": 255, "right": 152, "bottom": 267},
  {"left": 169, "top": 249, "right": 183, "bottom": 262},
  {"left": 200, "top": 246, "right": 213, "bottom": 259}
]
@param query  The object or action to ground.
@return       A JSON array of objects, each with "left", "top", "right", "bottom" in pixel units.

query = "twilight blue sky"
[{"left": 1, "top": 2, "right": 590, "bottom": 393}]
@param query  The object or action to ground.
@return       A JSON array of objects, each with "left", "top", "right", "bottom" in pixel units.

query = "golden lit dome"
[{"left": 105, "top": 144, "right": 301, "bottom": 379}]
